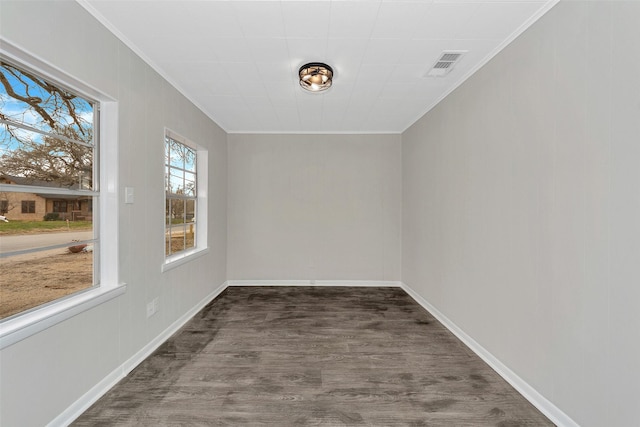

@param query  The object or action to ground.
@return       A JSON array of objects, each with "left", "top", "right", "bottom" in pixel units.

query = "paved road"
[{"left": 0, "top": 231, "right": 94, "bottom": 254}]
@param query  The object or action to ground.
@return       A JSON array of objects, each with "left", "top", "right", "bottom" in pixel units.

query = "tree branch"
[{"left": 0, "top": 66, "right": 56, "bottom": 128}]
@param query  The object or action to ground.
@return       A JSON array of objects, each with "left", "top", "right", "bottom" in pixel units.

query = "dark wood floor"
[{"left": 74, "top": 287, "right": 554, "bottom": 426}]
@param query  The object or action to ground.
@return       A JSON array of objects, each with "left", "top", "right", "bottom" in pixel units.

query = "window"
[
  {"left": 21, "top": 200, "right": 35, "bottom": 214},
  {"left": 164, "top": 130, "right": 207, "bottom": 268},
  {"left": 0, "top": 58, "right": 98, "bottom": 320},
  {"left": 0, "top": 41, "right": 122, "bottom": 350},
  {"left": 52, "top": 200, "right": 68, "bottom": 213}
]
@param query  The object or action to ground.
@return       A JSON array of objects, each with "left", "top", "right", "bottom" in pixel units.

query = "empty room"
[{"left": 0, "top": 1, "right": 638, "bottom": 426}]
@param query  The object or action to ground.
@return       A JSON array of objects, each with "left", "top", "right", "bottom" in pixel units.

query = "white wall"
[
  {"left": 0, "top": 2, "right": 227, "bottom": 426},
  {"left": 402, "top": 2, "right": 640, "bottom": 426},
  {"left": 228, "top": 133, "right": 401, "bottom": 281}
]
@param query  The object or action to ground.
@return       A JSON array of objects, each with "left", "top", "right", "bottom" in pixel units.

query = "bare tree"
[
  {"left": 171, "top": 201, "right": 185, "bottom": 222},
  {"left": 0, "top": 127, "right": 93, "bottom": 187},
  {"left": 0, "top": 61, "right": 93, "bottom": 187},
  {"left": 0, "top": 191, "right": 17, "bottom": 215}
]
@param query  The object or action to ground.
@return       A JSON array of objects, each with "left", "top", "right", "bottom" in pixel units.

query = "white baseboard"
[
  {"left": 50, "top": 281, "right": 229, "bottom": 427},
  {"left": 400, "top": 282, "right": 579, "bottom": 427},
  {"left": 228, "top": 280, "right": 402, "bottom": 287},
  {"left": 47, "top": 365, "right": 124, "bottom": 427}
]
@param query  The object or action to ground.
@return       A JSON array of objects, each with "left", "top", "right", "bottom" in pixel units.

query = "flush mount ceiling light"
[{"left": 299, "top": 62, "right": 333, "bottom": 93}]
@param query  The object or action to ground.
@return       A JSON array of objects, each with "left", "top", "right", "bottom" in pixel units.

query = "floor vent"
[{"left": 426, "top": 51, "right": 467, "bottom": 77}]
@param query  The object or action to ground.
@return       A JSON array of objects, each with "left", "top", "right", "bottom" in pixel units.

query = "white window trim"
[
  {"left": 0, "top": 39, "right": 125, "bottom": 350},
  {"left": 162, "top": 128, "right": 208, "bottom": 272}
]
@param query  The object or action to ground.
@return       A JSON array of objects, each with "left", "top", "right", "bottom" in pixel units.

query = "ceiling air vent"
[{"left": 426, "top": 51, "right": 467, "bottom": 77}]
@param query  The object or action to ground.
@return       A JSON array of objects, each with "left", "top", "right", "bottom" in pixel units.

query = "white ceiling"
[{"left": 79, "top": 0, "right": 558, "bottom": 134}]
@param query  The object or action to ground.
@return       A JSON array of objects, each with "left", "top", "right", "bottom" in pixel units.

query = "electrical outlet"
[
  {"left": 146, "top": 301, "right": 155, "bottom": 318},
  {"left": 147, "top": 297, "right": 159, "bottom": 318}
]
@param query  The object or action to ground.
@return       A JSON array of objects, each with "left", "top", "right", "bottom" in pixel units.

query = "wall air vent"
[{"left": 426, "top": 51, "right": 467, "bottom": 77}]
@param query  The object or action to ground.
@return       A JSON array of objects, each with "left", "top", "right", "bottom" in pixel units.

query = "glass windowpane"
[
  {"left": 185, "top": 199, "right": 195, "bottom": 223},
  {"left": 169, "top": 139, "right": 185, "bottom": 169},
  {"left": 168, "top": 224, "right": 186, "bottom": 254},
  {"left": 0, "top": 62, "right": 93, "bottom": 144},
  {"left": 165, "top": 198, "right": 171, "bottom": 228},
  {"left": 165, "top": 229, "right": 172, "bottom": 256},
  {"left": 184, "top": 177, "right": 196, "bottom": 197},
  {"left": 169, "top": 199, "right": 185, "bottom": 223},
  {"left": 186, "top": 199, "right": 196, "bottom": 250},
  {"left": 0, "top": 128, "right": 93, "bottom": 189},
  {"left": 0, "top": 247, "right": 94, "bottom": 320},
  {"left": 185, "top": 222, "right": 195, "bottom": 250},
  {"left": 168, "top": 171, "right": 184, "bottom": 195},
  {"left": 184, "top": 148, "right": 196, "bottom": 172}
]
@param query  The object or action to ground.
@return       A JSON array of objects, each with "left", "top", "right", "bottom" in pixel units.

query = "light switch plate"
[{"left": 125, "top": 187, "right": 134, "bottom": 204}]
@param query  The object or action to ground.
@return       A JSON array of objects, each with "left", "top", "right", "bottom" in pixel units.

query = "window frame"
[
  {"left": 162, "top": 129, "right": 208, "bottom": 271},
  {"left": 0, "top": 40, "right": 125, "bottom": 350},
  {"left": 21, "top": 200, "right": 36, "bottom": 214},
  {"left": 52, "top": 200, "right": 68, "bottom": 213}
]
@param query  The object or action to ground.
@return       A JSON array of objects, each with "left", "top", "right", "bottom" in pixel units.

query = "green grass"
[
  {"left": 168, "top": 218, "right": 195, "bottom": 225},
  {"left": 0, "top": 220, "right": 93, "bottom": 235}
]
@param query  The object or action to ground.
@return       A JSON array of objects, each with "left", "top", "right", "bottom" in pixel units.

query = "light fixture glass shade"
[{"left": 299, "top": 62, "right": 333, "bottom": 92}]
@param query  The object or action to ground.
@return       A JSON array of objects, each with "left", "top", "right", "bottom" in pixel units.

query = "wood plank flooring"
[{"left": 73, "top": 287, "right": 554, "bottom": 426}]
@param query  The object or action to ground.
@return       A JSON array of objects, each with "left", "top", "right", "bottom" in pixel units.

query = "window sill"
[
  {"left": 162, "top": 247, "right": 209, "bottom": 273},
  {"left": 0, "top": 284, "right": 126, "bottom": 350}
]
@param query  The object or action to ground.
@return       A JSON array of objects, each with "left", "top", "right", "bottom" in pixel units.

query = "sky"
[{"left": 0, "top": 62, "right": 95, "bottom": 155}]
